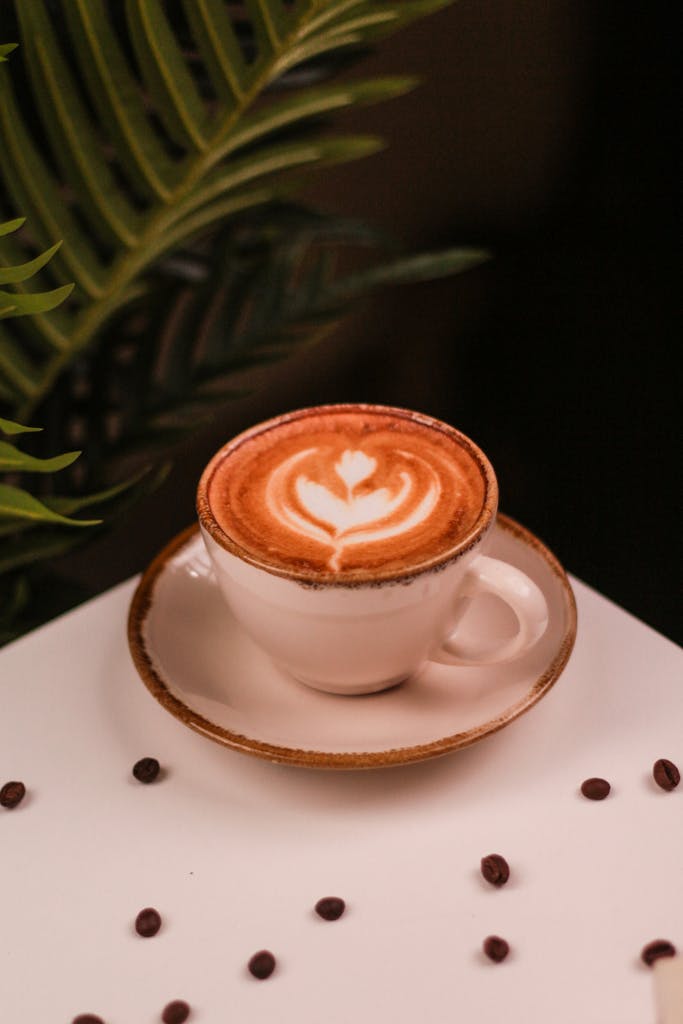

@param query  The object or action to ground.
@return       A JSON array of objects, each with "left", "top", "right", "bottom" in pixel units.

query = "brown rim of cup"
[{"left": 196, "top": 403, "right": 499, "bottom": 588}]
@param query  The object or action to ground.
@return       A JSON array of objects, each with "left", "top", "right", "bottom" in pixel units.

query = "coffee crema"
[{"left": 200, "top": 406, "right": 492, "bottom": 581}]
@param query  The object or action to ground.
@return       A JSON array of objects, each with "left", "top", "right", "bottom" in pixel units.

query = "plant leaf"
[
  {"left": 17, "top": 5, "right": 144, "bottom": 249},
  {"left": 0, "top": 75, "right": 108, "bottom": 296},
  {"left": 326, "top": 247, "right": 491, "bottom": 302},
  {"left": 216, "top": 75, "right": 418, "bottom": 162},
  {"left": 170, "top": 135, "right": 384, "bottom": 228},
  {"left": 0, "top": 464, "right": 166, "bottom": 539},
  {"left": 63, "top": 0, "right": 183, "bottom": 202},
  {"left": 0, "top": 439, "right": 81, "bottom": 473},
  {"left": 0, "top": 216, "right": 25, "bottom": 236},
  {"left": 0, "top": 574, "right": 29, "bottom": 623},
  {"left": 0, "top": 528, "right": 96, "bottom": 575},
  {"left": 0, "top": 241, "right": 62, "bottom": 285},
  {"left": 0, "top": 0, "right": 459, "bottom": 422},
  {"left": 125, "top": 0, "right": 212, "bottom": 151},
  {"left": 0, "top": 483, "right": 100, "bottom": 526},
  {"left": 182, "top": 0, "right": 252, "bottom": 107},
  {"left": 0, "top": 416, "right": 42, "bottom": 435},
  {"left": 0, "top": 44, "right": 19, "bottom": 62},
  {"left": 0, "top": 283, "right": 74, "bottom": 317},
  {"left": 42, "top": 467, "right": 159, "bottom": 515}
]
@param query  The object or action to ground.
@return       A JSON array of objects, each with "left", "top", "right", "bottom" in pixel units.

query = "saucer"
[{"left": 127, "top": 516, "right": 577, "bottom": 769}]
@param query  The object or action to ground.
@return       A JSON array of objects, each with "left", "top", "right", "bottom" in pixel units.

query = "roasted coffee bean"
[
  {"left": 641, "top": 939, "right": 677, "bottom": 966},
  {"left": 483, "top": 936, "right": 510, "bottom": 962},
  {"left": 135, "top": 907, "right": 162, "bottom": 937},
  {"left": 580, "top": 777, "right": 611, "bottom": 800},
  {"left": 248, "top": 950, "right": 276, "bottom": 979},
  {"left": 0, "top": 780, "right": 26, "bottom": 809},
  {"left": 132, "top": 757, "right": 160, "bottom": 784},
  {"left": 161, "top": 1000, "right": 190, "bottom": 1024},
  {"left": 480, "top": 854, "right": 510, "bottom": 887},
  {"left": 653, "top": 758, "right": 680, "bottom": 791},
  {"left": 315, "top": 896, "right": 346, "bottom": 921},
  {"left": 72, "top": 1016, "right": 105, "bottom": 1024}
]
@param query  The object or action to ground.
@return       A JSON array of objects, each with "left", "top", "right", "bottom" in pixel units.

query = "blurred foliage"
[
  {"left": 0, "top": 0, "right": 487, "bottom": 642},
  {"left": 0, "top": 216, "right": 167, "bottom": 642}
]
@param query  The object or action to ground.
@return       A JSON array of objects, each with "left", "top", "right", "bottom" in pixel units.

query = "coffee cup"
[{"left": 196, "top": 404, "right": 548, "bottom": 695}]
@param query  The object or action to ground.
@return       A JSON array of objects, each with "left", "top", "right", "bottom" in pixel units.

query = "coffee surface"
[{"left": 206, "top": 408, "right": 488, "bottom": 578}]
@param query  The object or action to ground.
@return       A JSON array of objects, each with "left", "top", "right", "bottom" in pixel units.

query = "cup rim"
[{"left": 196, "top": 403, "right": 499, "bottom": 588}]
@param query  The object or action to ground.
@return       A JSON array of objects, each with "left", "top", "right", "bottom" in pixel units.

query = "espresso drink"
[{"left": 201, "top": 406, "right": 490, "bottom": 581}]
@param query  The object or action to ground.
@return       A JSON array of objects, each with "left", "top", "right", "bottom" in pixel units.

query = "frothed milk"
[{"left": 200, "top": 406, "right": 489, "bottom": 582}]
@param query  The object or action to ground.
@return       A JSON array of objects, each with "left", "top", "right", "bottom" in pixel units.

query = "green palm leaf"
[
  {"left": 0, "top": 461, "right": 168, "bottom": 643},
  {"left": 0, "top": 416, "right": 41, "bottom": 434},
  {"left": 0, "top": 210, "right": 165, "bottom": 640},
  {"left": 0, "top": 483, "right": 99, "bottom": 527},
  {"left": 0, "top": 0, "right": 456, "bottom": 420},
  {"left": 0, "top": 217, "right": 75, "bottom": 396}
]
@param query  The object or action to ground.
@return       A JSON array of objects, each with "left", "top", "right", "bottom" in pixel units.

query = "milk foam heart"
[
  {"left": 204, "top": 408, "right": 489, "bottom": 580},
  {"left": 266, "top": 446, "right": 441, "bottom": 570}
]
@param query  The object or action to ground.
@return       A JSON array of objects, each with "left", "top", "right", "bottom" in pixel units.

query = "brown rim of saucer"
[
  {"left": 195, "top": 403, "right": 499, "bottom": 588},
  {"left": 127, "top": 515, "right": 578, "bottom": 771}
]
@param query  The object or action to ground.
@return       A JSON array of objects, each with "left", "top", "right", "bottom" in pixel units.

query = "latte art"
[
  {"left": 266, "top": 447, "right": 441, "bottom": 570},
  {"left": 202, "top": 407, "right": 490, "bottom": 580}
]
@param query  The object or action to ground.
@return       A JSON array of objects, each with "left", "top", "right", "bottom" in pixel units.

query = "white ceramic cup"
[{"left": 197, "top": 405, "right": 548, "bottom": 695}]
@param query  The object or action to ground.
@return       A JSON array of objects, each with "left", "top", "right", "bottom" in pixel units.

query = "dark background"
[{"left": 58, "top": 0, "right": 681, "bottom": 644}]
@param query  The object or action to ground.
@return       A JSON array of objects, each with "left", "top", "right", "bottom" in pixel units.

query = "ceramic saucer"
[{"left": 127, "top": 516, "right": 576, "bottom": 770}]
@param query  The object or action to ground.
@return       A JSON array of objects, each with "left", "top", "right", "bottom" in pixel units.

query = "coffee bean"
[
  {"left": 161, "top": 1000, "right": 190, "bottom": 1024},
  {"left": 641, "top": 939, "right": 676, "bottom": 966},
  {"left": 0, "top": 780, "right": 26, "bottom": 809},
  {"left": 132, "top": 757, "right": 160, "bottom": 784},
  {"left": 72, "top": 1016, "right": 105, "bottom": 1024},
  {"left": 653, "top": 758, "right": 680, "bottom": 791},
  {"left": 483, "top": 936, "right": 510, "bottom": 962},
  {"left": 480, "top": 854, "right": 510, "bottom": 887},
  {"left": 580, "top": 777, "right": 611, "bottom": 800},
  {"left": 135, "top": 907, "right": 162, "bottom": 937},
  {"left": 248, "top": 950, "right": 276, "bottom": 979},
  {"left": 315, "top": 896, "right": 346, "bottom": 921}
]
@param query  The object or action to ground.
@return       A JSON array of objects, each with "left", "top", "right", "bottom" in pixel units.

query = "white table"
[{"left": 2, "top": 569, "right": 681, "bottom": 1023}]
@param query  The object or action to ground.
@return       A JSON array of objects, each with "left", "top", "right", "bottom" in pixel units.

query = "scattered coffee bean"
[
  {"left": 135, "top": 907, "right": 162, "bottom": 937},
  {"left": 641, "top": 939, "right": 677, "bottom": 966},
  {"left": 248, "top": 950, "right": 276, "bottom": 979},
  {"left": 132, "top": 757, "right": 160, "bottom": 784},
  {"left": 483, "top": 936, "right": 510, "bottom": 962},
  {"left": 72, "top": 1016, "right": 105, "bottom": 1024},
  {"left": 161, "top": 1000, "right": 190, "bottom": 1024},
  {"left": 653, "top": 758, "right": 680, "bottom": 791},
  {"left": 580, "top": 777, "right": 611, "bottom": 800},
  {"left": 480, "top": 854, "right": 510, "bottom": 887},
  {"left": 315, "top": 896, "right": 346, "bottom": 921},
  {"left": 0, "top": 780, "right": 26, "bottom": 809}
]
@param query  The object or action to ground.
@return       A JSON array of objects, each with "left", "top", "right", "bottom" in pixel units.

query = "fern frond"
[{"left": 0, "top": 0, "right": 456, "bottom": 420}]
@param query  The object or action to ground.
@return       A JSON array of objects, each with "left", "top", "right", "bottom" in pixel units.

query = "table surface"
[{"left": 1, "top": 565, "right": 681, "bottom": 1024}]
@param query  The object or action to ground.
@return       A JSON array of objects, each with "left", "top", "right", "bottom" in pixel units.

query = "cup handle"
[{"left": 430, "top": 555, "right": 549, "bottom": 666}]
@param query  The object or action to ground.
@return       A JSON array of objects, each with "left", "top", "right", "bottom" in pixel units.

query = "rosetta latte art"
[
  {"left": 265, "top": 448, "right": 441, "bottom": 571},
  {"left": 205, "top": 408, "right": 488, "bottom": 577}
]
